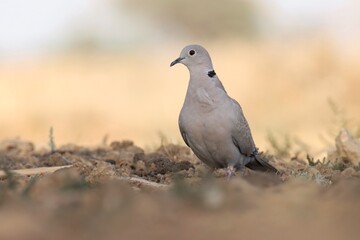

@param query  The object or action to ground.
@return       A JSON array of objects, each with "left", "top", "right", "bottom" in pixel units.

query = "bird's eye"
[{"left": 189, "top": 50, "right": 195, "bottom": 56}]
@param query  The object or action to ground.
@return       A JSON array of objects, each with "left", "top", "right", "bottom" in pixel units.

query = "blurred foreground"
[{"left": 0, "top": 135, "right": 360, "bottom": 240}]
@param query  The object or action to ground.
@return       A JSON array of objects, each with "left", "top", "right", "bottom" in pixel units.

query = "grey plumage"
[{"left": 171, "top": 44, "right": 277, "bottom": 174}]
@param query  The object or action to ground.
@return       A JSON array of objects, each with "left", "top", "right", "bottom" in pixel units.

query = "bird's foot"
[{"left": 226, "top": 166, "right": 236, "bottom": 181}]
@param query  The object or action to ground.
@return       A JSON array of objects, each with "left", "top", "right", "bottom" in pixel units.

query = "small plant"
[
  {"left": 313, "top": 172, "right": 331, "bottom": 185},
  {"left": 322, "top": 98, "right": 360, "bottom": 142},
  {"left": 328, "top": 98, "right": 349, "bottom": 131},
  {"left": 331, "top": 161, "right": 349, "bottom": 172},
  {"left": 266, "top": 131, "right": 292, "bottom": 158},
  {"left": 48, "top": 127, "right": 56, "bottom": 153},
  {"left": 353, "top": 163, "right": 360, "bottom": 171},
  {"left": 306, "top": 155, "right": 317, "bottom": 166},
  {"left": 306, "top": 154, "right": 330, "bottom": 167},
  {"left": 306, "top": 154, "right": 352, "bottom": 172},
  {"left": 289, "top": 170, "right": 331, "bottom": 185}
]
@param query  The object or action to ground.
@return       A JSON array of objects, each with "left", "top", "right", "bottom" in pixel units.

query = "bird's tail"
[{"left": 245, "top": 153, "right": 279, "bottom": 174}]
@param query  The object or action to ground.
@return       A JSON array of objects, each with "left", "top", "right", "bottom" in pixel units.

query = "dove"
[{"left": 170, "top": 44, "right": 278, "bottom": 177}]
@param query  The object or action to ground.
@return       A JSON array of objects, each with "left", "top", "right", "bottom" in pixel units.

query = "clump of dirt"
[
  {"left": 0, "top": 139, "right": 198, "bottom": 184},
  {"left": 133, "top": 152, "right": 194, "bottom": 181}
]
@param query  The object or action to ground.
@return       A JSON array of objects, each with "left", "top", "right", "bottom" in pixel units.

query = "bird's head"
[{"left": 170, "top": 44, "right": 213, "bottom": 71}]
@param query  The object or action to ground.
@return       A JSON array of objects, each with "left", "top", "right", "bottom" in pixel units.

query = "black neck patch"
[{"left": 207, "top": 70, "right": 216, "bottom": 78}]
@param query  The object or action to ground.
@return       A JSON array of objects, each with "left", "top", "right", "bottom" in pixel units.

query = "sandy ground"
[{"left": 0, "top": 138, "right": 360, "bottom": 240}]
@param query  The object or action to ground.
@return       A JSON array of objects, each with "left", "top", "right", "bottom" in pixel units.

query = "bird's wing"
[
  {"left": 246, "top": 153, "right": 279, "bottom": 173},
  {"left": 230, "top": 99, "right": 257, "bottom": 157},
  {"left": 230, "top": 99, "right": 279, "bottom": 173}
]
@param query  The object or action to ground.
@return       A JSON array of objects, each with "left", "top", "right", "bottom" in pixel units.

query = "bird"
[{"left": 170, "top": 44, "right": 278, "bottom": 177}]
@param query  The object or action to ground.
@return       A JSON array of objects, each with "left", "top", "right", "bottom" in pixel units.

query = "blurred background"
[{"left": 0, "top": 0, "right": 359, "bottom": 154}]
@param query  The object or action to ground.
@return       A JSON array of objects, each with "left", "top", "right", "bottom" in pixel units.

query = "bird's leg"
[{"left": 226, "top": 166, "right": 235, "bottom": 180}]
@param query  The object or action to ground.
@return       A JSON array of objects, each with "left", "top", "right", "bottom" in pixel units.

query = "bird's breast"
[
  {"left": 180, "top": 103, "right": 234, "bottom": 137},
  {"left": 195, "top": 88, "right": 214, "bottom": 106},
  {"left": 179, "top": 106, "right": 239, "bottom": 168},
  {"left": 184, "top": 87, "right": 228, "bottom": 113}
]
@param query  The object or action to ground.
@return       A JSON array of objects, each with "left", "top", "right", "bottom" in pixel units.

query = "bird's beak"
[{"left": 170, "top": 57, "right": 184, "bottom": 67}]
